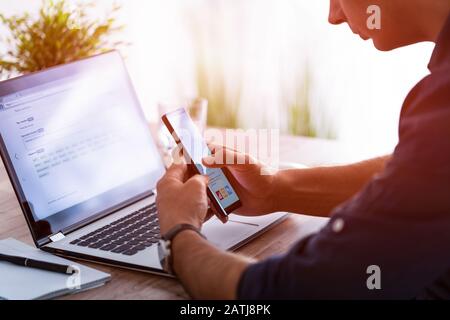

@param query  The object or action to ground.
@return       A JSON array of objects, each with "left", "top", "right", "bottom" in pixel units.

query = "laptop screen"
[{"left": 0, "top": 51, "right": 165, "bottom": 245}]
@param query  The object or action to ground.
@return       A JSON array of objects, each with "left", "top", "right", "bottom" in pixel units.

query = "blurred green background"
[{"left": 0, "top": 0, "right": 433, "bottom": 158}]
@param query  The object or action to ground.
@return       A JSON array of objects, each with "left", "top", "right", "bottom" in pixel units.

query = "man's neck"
[{"left": 415, "top": 1, "right": 450, "bottom": 42}]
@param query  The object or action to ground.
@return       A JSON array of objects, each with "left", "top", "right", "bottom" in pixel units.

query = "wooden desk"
[{"left": 0, "top": 133, "right": 358, "bottom": 299}]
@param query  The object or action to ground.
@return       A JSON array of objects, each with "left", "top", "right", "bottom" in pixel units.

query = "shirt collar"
[{"left": 428, "top": 12, "right": 450, "bottom": 73}]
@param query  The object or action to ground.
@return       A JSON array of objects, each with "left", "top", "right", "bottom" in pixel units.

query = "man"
[{"left": 156, "top": 0, "right": 450, "bottom": 299}]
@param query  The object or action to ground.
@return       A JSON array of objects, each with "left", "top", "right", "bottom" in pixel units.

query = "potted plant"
[{"left": 0, "top": 0, "right": 125, "bottom": 80}]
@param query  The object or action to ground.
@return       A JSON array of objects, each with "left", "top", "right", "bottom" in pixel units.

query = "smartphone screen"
[{"left": 162, "top": 108, "right": 241, "bottom": 216}]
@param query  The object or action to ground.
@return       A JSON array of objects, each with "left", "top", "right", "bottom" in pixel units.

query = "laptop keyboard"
[{"left": 69, "top": 203, "right": 160, "bottom": 256}]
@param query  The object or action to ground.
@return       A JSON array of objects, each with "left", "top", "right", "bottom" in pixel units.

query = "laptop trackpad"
[{"left": 202, "top": 216, "right": 260, "bottom": 250}]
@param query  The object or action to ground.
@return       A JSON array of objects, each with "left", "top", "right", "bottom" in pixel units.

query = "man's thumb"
[{"left": 188, "top": 174, "right": 209, "bottom": 187}]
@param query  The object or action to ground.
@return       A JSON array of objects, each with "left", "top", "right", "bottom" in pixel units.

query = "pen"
[{"left": 0, "top": 253, "right": 77, "bottom": 275}]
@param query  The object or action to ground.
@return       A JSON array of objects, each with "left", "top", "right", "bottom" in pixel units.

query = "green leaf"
[{"left": 0, "top": 0, "right": 127, "bottom": 78}]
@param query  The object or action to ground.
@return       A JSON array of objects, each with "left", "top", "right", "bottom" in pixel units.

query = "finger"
[
  {"left": 171, "top": 144, "right": 185, "bottom": 165},
  {"left": 202, "top": 147, "right": 254, "bottom": 168},
  {"left": 204, "top": 208, "right": 215, "bottom": 222},
  {"left": 157, "top": 164, "right": 187, "bottom": 192},
  {"left": 165, "top": 163, "right": 188, "bottom": 182},
  {"left": 204, "top": 197, "right": 229, "bottom": 224},
  {"left": 185, "top": 174, "right": 209, "bottom": 190},
  {"left": 216, "top": 212, "right": 229, "bottom": 224},
  {"left": 207, "top": 143, "right": 239, "bottom": 154}
]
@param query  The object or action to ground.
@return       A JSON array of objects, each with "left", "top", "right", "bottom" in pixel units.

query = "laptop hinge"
[{"left": 49, "top": 232, "right": 65, "bottom": 242}]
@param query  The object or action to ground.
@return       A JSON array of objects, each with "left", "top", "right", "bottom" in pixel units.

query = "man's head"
[{"left": 329, "top": 0, "right": 450, "bottom": 51}]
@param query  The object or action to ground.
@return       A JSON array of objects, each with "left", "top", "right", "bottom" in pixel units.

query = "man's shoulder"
[
  {"left": 397, "top": 66, "right": 450, "bottom": 162},
  {"left": 401, "top": 67, "right": 450, "bottom": 121},
  {"left": 334, "top": 66, "right": 450, "bottom": 220}
]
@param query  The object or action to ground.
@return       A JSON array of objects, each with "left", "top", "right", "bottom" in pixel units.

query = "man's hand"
[
  {"left": 156, "top": 164, "right": 209, "bottom": 234},
  {"left": 202, "top": 144, "right": 276, "bottom": 216},
  {"left": 155, "top": 162, "right": 252, "bottom": 299},
  {"left": 203, "top": 145, "right": 391, "bottom": 217}
]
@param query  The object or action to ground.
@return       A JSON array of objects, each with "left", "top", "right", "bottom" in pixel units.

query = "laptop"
[{"left": 0, "top": 51, "right": 287, "bottom": 276}]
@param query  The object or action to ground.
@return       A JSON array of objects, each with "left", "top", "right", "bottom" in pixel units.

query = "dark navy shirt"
[{"left": 238, "top": 13, "right": 450, "bottom": 299}]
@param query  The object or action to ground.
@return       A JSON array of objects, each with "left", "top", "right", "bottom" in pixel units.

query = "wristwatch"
[{"left": 158, "top": 223, "right": 206, "bottom": 275}]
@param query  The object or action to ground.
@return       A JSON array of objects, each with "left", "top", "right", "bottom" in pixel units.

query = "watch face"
[
  {"left": 157, "top": 240, "right": 165, "bottom": 268},
  {"left": 157, "top": 239, "right": 171, "bottom": 273}
]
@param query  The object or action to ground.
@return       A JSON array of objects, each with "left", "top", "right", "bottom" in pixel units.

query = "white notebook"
[{"left": 0, "top": 238, "right": 111, "bottom": 300}]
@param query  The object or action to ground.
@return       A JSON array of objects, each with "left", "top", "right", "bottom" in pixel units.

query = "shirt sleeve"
[
  {"left": 238, "top": 210, "right": 450, "bottom": 299},
  {"left": 238, "top": 70, "right": 450, "bottom": 300}
]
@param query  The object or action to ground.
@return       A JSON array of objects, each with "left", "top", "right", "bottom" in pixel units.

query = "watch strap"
[
  {"left": 162, "top": 223, "right": 205, "bottom": 242},
  {"left": 160, "top": 224, "right": 206, "bottom": 274}
]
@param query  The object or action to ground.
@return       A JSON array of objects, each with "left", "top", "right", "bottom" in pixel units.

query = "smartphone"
[{"left": 161, "top": 108, "right": 242, "bottom": 222}]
